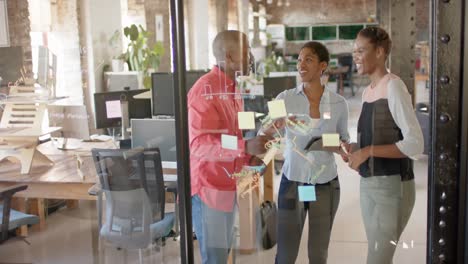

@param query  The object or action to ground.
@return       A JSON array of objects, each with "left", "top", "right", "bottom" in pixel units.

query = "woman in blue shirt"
[{"left": 264, "top": 41, "right": 349, "bottom": 264}]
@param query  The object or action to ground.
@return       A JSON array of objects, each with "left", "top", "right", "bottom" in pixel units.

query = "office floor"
[{"left": 0, "top": 82, "right": 429, "bottom": 264}]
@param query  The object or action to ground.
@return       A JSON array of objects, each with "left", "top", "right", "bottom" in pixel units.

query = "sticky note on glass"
[
  {"left": 221, "top": 134, "right": 238, "bottom": 150},
  {"left": 267, "top": 100, "right": 287, "bottom": 119},
  {"left": 298, "top": 185, "right": 316, "bottom": 202},
  {"left": 322, "top": 133, "right": 340, "bottom": 147},
  {"left": 238, "top": 112, "right": 256, "bottom": 130}
]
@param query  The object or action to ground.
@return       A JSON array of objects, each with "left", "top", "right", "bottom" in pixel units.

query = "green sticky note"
[
  {"left": 298, "top": 185, "right": 316, "bottom": 202},
  {"left": 322, "top": 133, "right": 340, "bottom": 147}
]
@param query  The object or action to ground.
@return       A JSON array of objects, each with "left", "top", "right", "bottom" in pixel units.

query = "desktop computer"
[
  {"left": 94, "top": 89, "right": 151, "bottom": 129},
  {"left": 151, "top": 71, "right": 208, "bottom": 117},
  {"left": 131, "top": 118, "right": 177, "bottom": 162}
]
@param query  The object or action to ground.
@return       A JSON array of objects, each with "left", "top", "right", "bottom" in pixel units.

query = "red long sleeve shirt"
[{"left": 187, "top": 66, "right": 250, "bottom": 212}]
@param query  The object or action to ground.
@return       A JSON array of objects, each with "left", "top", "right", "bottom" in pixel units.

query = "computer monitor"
[
  {"left": 94, "top": 89, "right": 151, "bottom": 129},
  {"left": 186, "top": 70, "right": 207, "bottom": 90},
  {"left": 131, "top": 118, "right": 177, "bottom": 162},
  {"left": 151, "top": 73, "right": 173, "bottom": 116},
  {"left": 263, "top": 76, "right": 297, "bottom": 100},
  {"left": 151, "top": 71, "right": 208, "bottom": 116},
  {"left": 48, "top": 105, "right": 90, "bottom": 149}
]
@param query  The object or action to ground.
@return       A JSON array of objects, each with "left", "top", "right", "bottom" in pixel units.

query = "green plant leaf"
[
  {"left": 129, "top": 24, "right": 139, "bottom": 41},
  {"left": 121, "top": 24, "right": 164, "bottom": 75},
  {"left": 143, "top": 75, "right": 152, "bottom": 89}
]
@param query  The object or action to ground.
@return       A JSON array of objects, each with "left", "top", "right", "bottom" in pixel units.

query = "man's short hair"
[{"left": 212, "top": 30, "right": 246, "bottom": 62}]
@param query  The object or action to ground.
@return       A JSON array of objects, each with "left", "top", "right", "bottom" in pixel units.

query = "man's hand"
[
  {"left": 249, "top": 156, "right": 265, "bottom": 166},
  {"left": 263, "top": 118, "right": 286, "bottom": 137},
  {"left": 245, "top": 135, "right": 273, "bottom": 155}
]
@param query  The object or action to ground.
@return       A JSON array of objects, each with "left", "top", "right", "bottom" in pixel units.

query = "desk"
[
  {"left": 326, "top": 66, "right": 349, "bottom": 96},
  {"left": 0, "top": 139, "right": 274, "bottom": 256},
  {"left": 0, "top": 140, "right": 177, "bottom": 230}
]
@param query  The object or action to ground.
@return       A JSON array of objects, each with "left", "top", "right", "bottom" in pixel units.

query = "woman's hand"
[
  {"left": 262, "top": 118, "right": 286, "bottom": 137},
  {"left": 347, "top": 146, "right": 371, "bottom": 171},
  {"left": 339, "top": 142, "right": 355, "bottom": 161},
  {"left": 340, "top": 142, "right": 350, "bottom": 161}
]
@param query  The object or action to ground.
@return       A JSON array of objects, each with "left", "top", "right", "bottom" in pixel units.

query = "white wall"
[
  {"left": 81, "top": 0, "right": 123, "bottom": 96},
  {"left": 187, "top": 0, "right": 210, "bottom": 70}
]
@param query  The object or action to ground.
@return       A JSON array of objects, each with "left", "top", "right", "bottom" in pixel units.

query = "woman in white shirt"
[
  {"left": 348, "top": 26, "right": 424, "bottom": 264},
  {"left": 264, "top": 41, "right": 349, "bottom": 264}
]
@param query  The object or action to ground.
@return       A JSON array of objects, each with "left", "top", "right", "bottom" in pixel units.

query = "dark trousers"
[{"left": 275, "top": 175, "right": 340, "bottom": 264}]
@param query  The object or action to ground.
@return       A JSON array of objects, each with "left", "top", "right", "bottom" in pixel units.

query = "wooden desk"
[
  {"left": 0, "top": 139, "right": 273, "bottom": 257},
  {"left": 0, "top": 140, "right": 177, "bottom": 230}
]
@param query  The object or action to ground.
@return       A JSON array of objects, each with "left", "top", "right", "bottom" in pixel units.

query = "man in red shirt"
[{"left": 188, "top": 30, "right": 270, "bottom": 263}]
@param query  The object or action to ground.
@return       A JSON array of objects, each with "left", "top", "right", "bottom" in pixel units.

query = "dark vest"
[{"left": 357, "top": 99, "right": 414, "bottom": 181}]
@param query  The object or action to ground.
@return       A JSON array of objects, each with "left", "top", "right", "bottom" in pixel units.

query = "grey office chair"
[
  {"left": 91, "top": 148, "right": 175, "bottom": 254},
  {"left": 0, "top": 184, "right": 39, "bottom": 243}
]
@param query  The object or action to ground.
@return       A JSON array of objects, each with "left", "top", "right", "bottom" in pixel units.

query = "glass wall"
[{"left": 0, "top": 0, "right": 431, "bottom": 263}]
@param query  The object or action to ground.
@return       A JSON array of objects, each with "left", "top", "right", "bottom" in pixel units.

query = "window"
[
  {"left": 285, "top": 27, "right": 309, "bottom": 41},
  {"left": 312, "top": 26, "right": 337, "bottom": 41},
  {"left": 338, "top": 24, "right": 364, "bottom": 40}
]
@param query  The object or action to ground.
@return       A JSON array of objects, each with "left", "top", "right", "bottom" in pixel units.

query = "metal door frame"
[{"left": 428, "top": 0, "right": 467, "bottom": 263}]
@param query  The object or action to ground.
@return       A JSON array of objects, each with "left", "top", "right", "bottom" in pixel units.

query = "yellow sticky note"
[
  {"left": 268, "top": 100, "right": 287, "bottom": 119},
  {"left": 238, "top": 112, "right": 256, "bottom": 130},
  {"left": 322, "top": 133, "right": 340, "bottom": 147},
  {"left": 221, "top": 134, "right": 238, "bottom": 150}
]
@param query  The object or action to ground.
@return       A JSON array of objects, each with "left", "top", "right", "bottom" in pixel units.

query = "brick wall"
[
  {"left": 266, "top": 0, "right": 376, "bottom": 25},
  {"left": 127, "top": 0, "right": 146, "bottom": 21},
  {"left": 7, "top": 0, "right": 32, "bottom": 76}
]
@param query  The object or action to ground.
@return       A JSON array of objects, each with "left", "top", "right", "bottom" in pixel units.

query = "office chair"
[
  {"left": 0, "top": 184, "right": 39, "bottom": 243},
  {"left": 337, "top": 54, "right": 355, "bottom": 96},
  {"left": 91, "top": 148, "right": 175, "bottom": 261}
]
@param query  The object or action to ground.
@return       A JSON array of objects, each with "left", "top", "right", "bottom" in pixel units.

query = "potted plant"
[
  {"left": 109, "top": 30, "right": 126, "bottom": 72},
  {"left": 121, "top": 24, "right": 165, "bottom": 88}
]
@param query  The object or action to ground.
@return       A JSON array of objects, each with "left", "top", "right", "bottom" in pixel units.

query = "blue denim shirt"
[{"left": 276, "top": 84, "right": 349, "bottom": 184}]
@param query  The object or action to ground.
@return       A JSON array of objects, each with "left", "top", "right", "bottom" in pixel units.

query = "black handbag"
[{"left": 259, "top": 200, "right": 277, "bottom": 249}]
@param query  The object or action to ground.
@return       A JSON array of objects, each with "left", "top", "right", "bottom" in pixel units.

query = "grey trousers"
[
  {"left": 276, "top": 175, "right": 340, "bottom": 264},
  {"left": 360, "top": 176, "right": 415, "bottom": 264}
]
